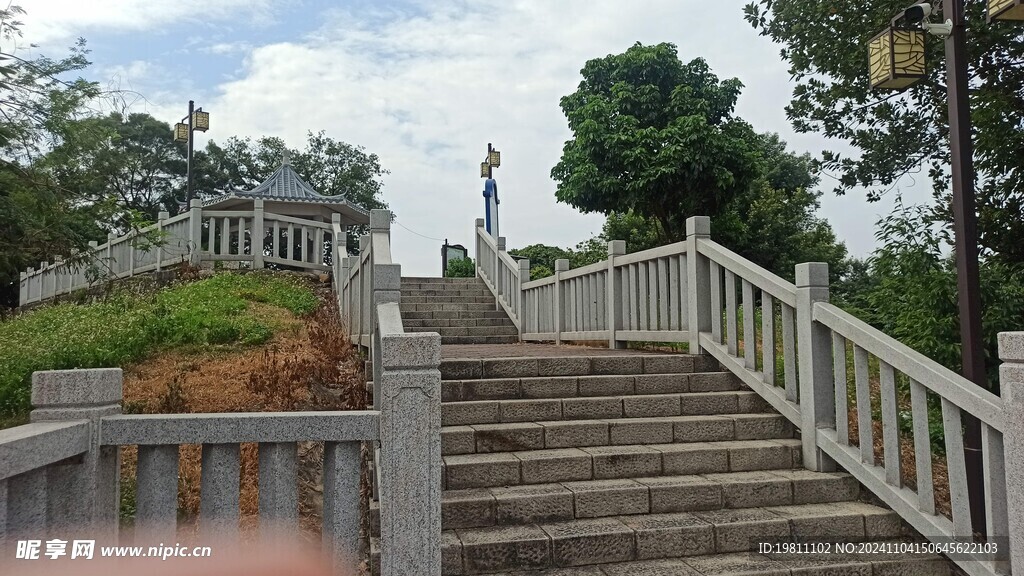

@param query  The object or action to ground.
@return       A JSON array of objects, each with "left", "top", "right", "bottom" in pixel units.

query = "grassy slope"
[{"left": 0, "top": 272, "right": 318, "bottom": 424}]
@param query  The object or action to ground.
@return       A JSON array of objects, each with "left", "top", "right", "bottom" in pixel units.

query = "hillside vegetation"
[{"left": 0, "top": 272, "right": 319, "bottom": 424}]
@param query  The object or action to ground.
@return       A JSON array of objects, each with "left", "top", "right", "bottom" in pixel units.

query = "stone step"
[
  {"left": 441, "top": 391, "right": 772, "bottom": 427},
  {"left": 402, "top": 296, "right": 497, "bottom": 304},
  {"left": 442, "top": 372, "right": 740, "bottom": 402},
  {"left": 442, "top": 335, "right": 521, "bottom": 345},
  {"left": 399, "top": 286, "right": 495, "bottom": 295},
  {"left": 439, "top": 355, "right": 721, "bottom": 381},
  {"left": 440, "top": 439, "right": 803, "bottom": 490},
  {"left": 402, "top": 310, "right": 510, "bottom": 320},
  {"left": 406, "top": 326, "right": 520, "bottom": 337},
  {"left": 403, "top": 276, "right": 485, "bottom": 284},
  {"left": 404, "top": 318, "right": 516, "bottom": 328},
  {"left": 369, "top": 469, "right": 859, "bottom": 533},
  {"left": 370, "top": 502, "right": 914, "bottom": 575},
  {"left": 401, "top": 303, "right": 499, "bottom": 312},
  {"left": 441, "top": 414, "right": 793, "bottom": 455}
]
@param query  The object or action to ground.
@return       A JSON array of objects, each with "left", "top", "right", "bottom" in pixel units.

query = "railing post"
[
  {"left": 518, "top": 258, "right": 530, "bottom": 340},
  {"left": 1000, "top": 332, "right": 1024, "bottom": 573},
  {"left": 372, "top": 262, "right": 402, "bottom": 408},
  {"left": 474, "top": 219, "right": 485, "bottom": 279},
  {"left": 607, "top": 240, "right": 626, "bottom": 349},
  {"left": 29, "top": 368, "right": 122, "bottom": 541},
  {"left": 340, "top": 257, "right": 353, "bottom": 332},
  {"left": 253, "top": 198, "right": 265, "bottom": 268},
  {"left": 554, "top": 259, "right": 569, "bottom": 345},
  {"left": 188, "top": 199, "right": 203, "bottom": 266},
  {"left": 686, "top": 216, "right": 711, "bottom": 354},
  {"left": 378, "top": 327, "right": 442, "bottom": 576},
  {"left": 796, "top": 262, "right": 836, "bottom": 473},
  {"left": 496, "top": 236, "right": 506, "bottom": 310},
  {"left": 156, "top": 210, "right": 168, "bottom": 271},
  {"left": 19, "top": 271, "right": 27, "bottom": 307}
]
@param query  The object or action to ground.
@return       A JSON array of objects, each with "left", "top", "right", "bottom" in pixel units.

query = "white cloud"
[{"left": 21, "top": 0, "right": 933, "bottom": 275}]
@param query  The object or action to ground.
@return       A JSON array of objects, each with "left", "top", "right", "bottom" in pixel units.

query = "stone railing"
[
  {"left": 334, "top": 208, "right": 442, "bottom": 574},
  {"left": 481, "top": 215, "right": 1021, "bottom": 576},
  {"left": 19, "top": 198, "right": 342, "bottom": 307},
  {"left": 474, "top": 218, "right": 528, "bottom": 333}
]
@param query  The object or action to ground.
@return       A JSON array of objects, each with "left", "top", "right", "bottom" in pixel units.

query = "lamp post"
[
  {"left": 173, "top": 100, "right": 210, "bottom": 210},
  {"left": 480, "top": 143, "right": 501, "bottom": 239},
  {"left": 869, "top": 0, "right": 1022, "bottom": 537}
]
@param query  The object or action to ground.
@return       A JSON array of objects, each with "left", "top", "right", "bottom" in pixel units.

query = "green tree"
[
  {"left": 508, "top": 244, "right": 574, "bottom": 274},
  {"left": 744, "top": 0, "right": 1024, "bottom": 265},
  {"left": 551, "top": 43, "right": 761, "bottom": 243},
  {"left": 0, "top": 6, "right": 105, "bottom": 309},
  {"left": 445, "top": 257, "right": 475, "bottom": 278}
]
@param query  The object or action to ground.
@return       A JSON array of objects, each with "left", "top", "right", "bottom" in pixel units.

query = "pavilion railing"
[
  {"left": 18, "top": 198, "right": 342, "bottom": 307},
  {"left": 475, "top": 214, "right": 1022, "bottom": 576}
]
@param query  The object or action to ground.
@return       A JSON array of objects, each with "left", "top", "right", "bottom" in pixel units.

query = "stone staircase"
[
  {"left": 400, "top": 277, "right": 519, "bottom": 345},
  {"left": 367, "top": 277, "right": 951, "bottom": 575}
]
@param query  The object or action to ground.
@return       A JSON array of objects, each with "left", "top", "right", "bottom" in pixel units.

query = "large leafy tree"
[
  {"left": 0, "top": 5, "right": 105, "bottom": 309},
  {"left": 551, "top": 42, "right": 761, "bottom": 243},
  {"left": 44, "top": 112, "right": 187, "bottom": 228},
  {"left": 744, "top": 0, "right": 1024, "bottom": 265}
]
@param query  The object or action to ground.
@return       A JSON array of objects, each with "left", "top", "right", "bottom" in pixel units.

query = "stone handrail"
[
  {"left": 19, "top": 198, "right": 340, "bottom": 306},
  {"left": 474, "top": 219, "right": 526, "bottom": 331},
  {"left": 488, "top": 214, "right": 1022, "bottom": 576}
]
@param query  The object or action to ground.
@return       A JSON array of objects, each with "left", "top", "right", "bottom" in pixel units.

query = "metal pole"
[
  {"left": 943, "top": 0, "right": 987, "bottom": 537},
  {"left": 186, "top": 100, "right": 195, "bottom": 206}
]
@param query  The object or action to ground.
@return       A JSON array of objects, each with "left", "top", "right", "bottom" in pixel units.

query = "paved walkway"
[{"left": 440, "top": 342, "right": 679, "bottom": 358}]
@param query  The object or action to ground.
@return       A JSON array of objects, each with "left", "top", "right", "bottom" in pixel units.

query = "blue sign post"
[{"left": 480, "top": 143, "right": 501, "bottom": 240}]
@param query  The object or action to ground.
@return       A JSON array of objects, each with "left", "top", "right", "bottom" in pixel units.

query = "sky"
[{"left": 20, "top": 0, "right": 933, "bottom": 277}]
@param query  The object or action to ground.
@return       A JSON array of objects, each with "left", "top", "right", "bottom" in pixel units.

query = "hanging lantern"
[
  {"left": 191, "top": 110, "right": 210, "bottom": 132},
  {"left": 488, "top": 149, "right": 501, "bottom": 167},
  {"left": 989, "top": 0, "right": 1024, "bottom": 22},
  {"left": 174, "top": 123, "right": 189, "bottom": 142},
  {"left": 480, "top": 161, "right": 490, "bottom": 178},
  {"left": 868, "top": 26, "right": 926, "bottom": 90}
]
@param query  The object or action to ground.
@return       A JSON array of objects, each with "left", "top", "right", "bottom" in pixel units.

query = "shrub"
[{"left": 446, "top": 257, "right": 475, "bottom": 278}]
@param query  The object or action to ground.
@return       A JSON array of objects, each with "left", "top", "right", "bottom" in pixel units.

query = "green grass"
[{"left": 0, "top": 272, "right": 318, "bottom": 420}]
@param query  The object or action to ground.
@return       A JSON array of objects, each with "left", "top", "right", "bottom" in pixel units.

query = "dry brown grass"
[{"left": 119, "top": 284, "right": 368, "bottom": 545}]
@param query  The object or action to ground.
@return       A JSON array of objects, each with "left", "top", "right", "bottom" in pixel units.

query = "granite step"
[
  {"left": 370, "top": 501, "right": 913, "bottom": 575},
  {"left": 403, "top": 277, "right": 486, "bottom": 284},
  {"left": 402, "top": 302, "right": 500, "bottom": 312},
  {"left": 440, "top": 391, "right": 773, "bottom": 427},
  {"left": 406, "top": 326, "right": 521, "bottom": 337},
  {"left": 403, "top": 296, "right": 497, "bottom": 304},
  {"left": 402, "top": 310, "right": 510, "bottom": 320},
  {"left": 441, "top": 413, "right": 793, "bottom": 455},
  {"left": 442, "top": 336, "right": 521, "bottom": 345},
  {"left": 369, "top": 469, "right": 859, "bottom": 533},
  {"left": 438, "top": 355, "right": 722, "bottom": 381},
  {"left": 440, "top": 439, "right": 803, "bottom": 490},
  {"left": 402, "top": 289, "right": 497, "bottom": 298},
  {"left": 442, "top": 372, "right": 740, "bottom": 402},
  {"left": 404, "top": 318, "right": 516, "bottom": 328}
]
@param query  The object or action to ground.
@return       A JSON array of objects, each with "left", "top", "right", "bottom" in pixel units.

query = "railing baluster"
[
  {"left": 237, "top": 217, "right": 245, "bottom": 255},
  {"left": 879, "top": 361, "right": 901, "bottom": 486},
  {"left": 762, "top": 293, "right": 775, "bottom": 386},
  {"left": 909, "top": 379, "right": 935, "bottom": 514},
  {"left": 854, "top": 345, "right": 873, "bottom": 465},
  {"left": 628, "top": 264, "right": 638, "bottom": 331},
  {"left": 207, "top": 218, "right": 215, "bottom": 254},
  {"left": 323, "top": 441, "right": 361, "bottom": 573},
  {"left": 679, "top": 254, "right": 689, "bottom": 332},
  {"left": 259, "top": 442, "right": 298, "bottom": 531},
  {"left": 657, "top": 257, "right": 669, "bottom": 331},
  {"left": 725, "top": 270, "right": 737, "bottom": 356},
  {"left": 981, "top": 423, "right": 1010, "bottom": 573},
  {"left": 582, "top": 276, "right": 591, "bottom": 332},
  {"left": 669, "top": 255, "right": 680, "bottom": 331},
  {"left": 200, "top": 443, "right": 240, "bottom": 536},
  {"left": 137, "top": 444, "right": 179, "bottom": 542},
  {"left": 832, "top": 332, "right": 848, "bottom": 445},
  {"left": 941, "top": 399, "right": 973, "bottom": 539},
  {"left": 710, "top": 261, "right": 722, "bottom": 343},
  {"left": 221, "top": 217, "right": 230, "bottom": 255},
  {"left": 647, "top": 261, "right": 658, "bottom": 330},
  {"left": 639, "top": 262, "right": 650, "bottom": 330},
  {"left": 287, "top": 223, "right": 295, "bottom": 261},
  {"left": 782, "top": 304, "right": 797, "bottom": 401},
  {"left": 596, "top": 272, "right": 606, "bottom": 330},
  {"left": 742, "top": 279, "right": 755, "bottom": 370},
  {"left": 273, "top": 221, "right": 281, "bottom": 259}
]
